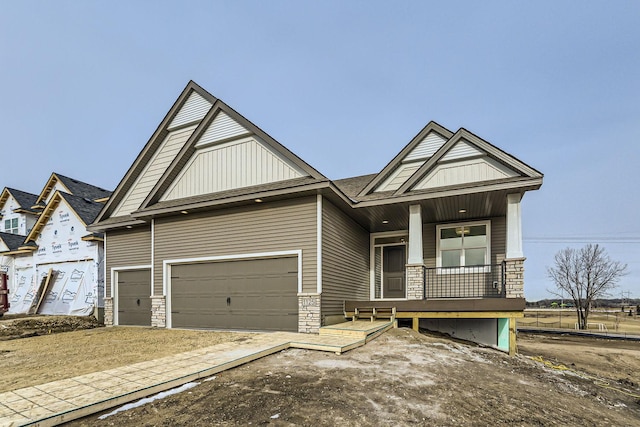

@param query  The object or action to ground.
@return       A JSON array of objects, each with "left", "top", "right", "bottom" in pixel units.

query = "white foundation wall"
[{"left": 419, "top": 318, "right": 498, "bottom": 348}]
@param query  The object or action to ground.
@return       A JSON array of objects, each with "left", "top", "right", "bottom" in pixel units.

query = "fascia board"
[
  {"left": 87, "top": 218, "right": 147, "bottom": 232},
  {"left": 458, "top": 129, "right": 543, "bottom": 178},
  {"left": 25, "top": 191, "right": 63, "bottom": 242},
  {"left": 357, "top": 121, "right": 454, "bottom": 198},
  {"left": 394, "top": 129, "right": 464, "bottom": 195},
  {"left": 138, "top": 100, "right": 221, "bottom": 209},
  {"left": 356, "top": 177, "right": 543, "bottom": 208},
  {"left": 93, "top": 81, "right": 217, "bottom": 225},
  {"left": 131, "top": 181, "right": 332, "bottom": 219},
  {"left": 140, "top": 99, "right": 328, "bottom": 209}
]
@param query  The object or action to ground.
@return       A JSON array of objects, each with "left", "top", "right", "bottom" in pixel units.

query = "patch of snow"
[
  {"left": 270, "top": 413, "right": 280, "bottom": 419},
  {"left": 98, "top": 382, "right": 200, "bottom": 419},
  {"left": 204, "top": 375, "right": 217, "bottom": 382}
]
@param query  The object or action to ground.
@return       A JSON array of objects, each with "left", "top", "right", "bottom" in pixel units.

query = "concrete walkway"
[{"left": 0, "top": 321, "right": 392, "bottom": 426}]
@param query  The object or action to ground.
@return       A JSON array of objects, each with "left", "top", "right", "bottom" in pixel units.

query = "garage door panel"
[
  {"left": 118, "top": 269, "right": 151, "bottom": 326},
  {"left": 171, "top": 257, "right": 298, "bottom": 331}
]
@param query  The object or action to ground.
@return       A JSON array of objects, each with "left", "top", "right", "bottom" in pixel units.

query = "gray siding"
[
  {"left": 154, "top": 197, "right": 317, "bottom": 296},
  {"left": 105, "top": 226, "right": 152, "bottom": 298},
  {"left": 321, "top": 200, "right": 370, "bottom": 318}
]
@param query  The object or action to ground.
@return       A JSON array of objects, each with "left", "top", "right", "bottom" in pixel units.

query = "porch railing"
[{"left": 423, "top": 262, "right": 506, "bottom": 299}]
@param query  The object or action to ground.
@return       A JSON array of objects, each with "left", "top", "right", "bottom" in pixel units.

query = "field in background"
[{"left": 519, "top": 309, "right": 640, "bottom": 334}]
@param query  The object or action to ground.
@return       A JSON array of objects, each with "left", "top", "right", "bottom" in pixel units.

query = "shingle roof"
[
  {"left": 0, "top": 232, "right": 27, "bottom": 251},
  {"left": 55, "top": 173, "right": 112, "bottom": 201},
  {"left": 6, "top": 188, "right": 39, "bottom": 211},
  {"left": 60, "top": 192, "right": 107, "bottom": 225},
  {"left": 332, "top": 174, "right": 377, "bottom": 201}
]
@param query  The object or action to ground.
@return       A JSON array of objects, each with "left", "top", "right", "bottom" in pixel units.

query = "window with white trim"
[
  {"left": 437, "top": 221, "right": 490, "bottom": 268},
  {"left": 4, "top": 218, "right": 18, "bottom": 234}
]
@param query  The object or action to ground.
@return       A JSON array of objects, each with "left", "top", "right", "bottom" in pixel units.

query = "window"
[
  {"left": 4, "top": 218, "right": 19, "bottom": 234},
  {"left": 437, "top": 221, "right": 490, "bottom": 268}
]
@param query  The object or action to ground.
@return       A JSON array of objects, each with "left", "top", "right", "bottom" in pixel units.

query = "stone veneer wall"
[
  {"left": 406, "top": 264, "right": 425, "bottom": 300},
  {"left": 298, "top": 293, "right": 321, "bottom": 333},
  {"left": 104, "top": 297, "right": 113, "bottom": 326},
  {"left": 504, "top": 258, "right": 525, "bottom": 298},
  {"left": 151, "top": 296, "right": 166, "bottom": 328}
]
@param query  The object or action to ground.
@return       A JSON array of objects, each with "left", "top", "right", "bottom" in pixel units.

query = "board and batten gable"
[
  {"left": 105, "top": 226, "right": 152, "bottom": 298},
  {"left": 153, "top": 197, "right": 317, "bottom": 296},
  {"left": 321, "top": 199, "right": 369, "bottom": 318},
  {"left": 161, "top": 135, "right": 307, "bottom": 201},
  {"left": 112, "top": 124, "right": 199, "bottom": 217}
]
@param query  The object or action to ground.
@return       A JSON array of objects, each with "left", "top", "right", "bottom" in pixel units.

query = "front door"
[{"left": 383, "top": 245, "right": 406, "bottom": 298}]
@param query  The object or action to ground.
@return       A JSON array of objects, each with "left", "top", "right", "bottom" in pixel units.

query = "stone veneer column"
[
  {"left": 504, "top": 258, "right": 525, "bottom": 298},
  {"left": 151, "top": 295, "right": 166, "bottom": 328},
  {"left": 104, "top": 297, "right": 113, "bottom": 326},
  {"left": 298, "top": 293, "right": 321, "bottom": 333},
  {"left": 406, "top": 264, "right": 425, "bottom": 300}
]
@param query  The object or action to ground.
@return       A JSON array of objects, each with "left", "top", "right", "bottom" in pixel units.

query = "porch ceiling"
[{"left": 346, "top": 190, "right": 516, "bottom": 232}]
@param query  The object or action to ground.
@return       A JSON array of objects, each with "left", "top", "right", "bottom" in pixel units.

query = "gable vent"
[
  {"left": 404, "top": 132, "right": 447, "bottom": 162},
  {"left": 441, "top": 140, "right": 483, "bottom": 161},
  {"left": 196, "top": 111, "right": 251, "bottom": 147},
  {"left": 168, "top": 91, "right": 212, "bottom": 130}
]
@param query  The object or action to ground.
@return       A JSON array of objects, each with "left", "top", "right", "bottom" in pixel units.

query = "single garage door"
[
  {"left": 118, "top": 269, "right": 152, "bottom": 326},
  {"left": 170, "top": 257, "right": 298, "bottom": 331}
]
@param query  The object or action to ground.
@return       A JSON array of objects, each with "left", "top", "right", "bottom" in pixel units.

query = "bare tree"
[{"left": 547, "top": 244, "right": 627, "bottom": 330}]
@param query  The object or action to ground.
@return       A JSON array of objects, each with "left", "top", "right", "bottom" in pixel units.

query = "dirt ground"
[
  {"left": 73, "top": 331, "right": 640, "bottom": 426},
  {"left": 0, "top": 316, "right": 254, "bottom": 390},
  {"left": 2, "top": 316, "right": 640, "bottom": 426}
]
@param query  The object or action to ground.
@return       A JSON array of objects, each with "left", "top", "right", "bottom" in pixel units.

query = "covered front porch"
[{"left": 342, "top": 190, "right": 529, "bottom": 355}]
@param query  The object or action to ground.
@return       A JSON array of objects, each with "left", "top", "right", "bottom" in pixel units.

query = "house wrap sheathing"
[{"left": 0, "top": 174, "right": 111, "bottom": 316}]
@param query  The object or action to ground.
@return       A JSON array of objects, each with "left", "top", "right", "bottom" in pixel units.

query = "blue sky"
[{"left": 1, "top": 1, "right": 638, "bottom": 301}]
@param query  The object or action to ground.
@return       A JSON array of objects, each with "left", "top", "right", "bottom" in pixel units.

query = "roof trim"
[
  {"left": 87, "top": 217, "right": 148, "bottom": 233},
  {"left": 92, "top": 80, "right": 218, "bottom": 226},
  {"left": 0, "top": 187, "right": 40, "bottom": 213},
  {"left": 357, "top": 121, "right": 454, "bottom": 197},
  {"left": 139, "top": 99, "right": 327, "bottom": 209},
  {"left": 132, "top": 180, "right": 331, "bottom": 220},
  {"left": 35, "top": 173, "right": 72, "bottom": 205},
  {"left": 394, "top": 128, "right": 544, "bottom": 195},
  {"left": 25, "top": 191, "right": 89, "bottom": 243},
  {"left": 3, "top": 249, "right": 36, "bottom": 255},
  {"left": 356, "top": 176, "right": 543, "bottom": 208}
]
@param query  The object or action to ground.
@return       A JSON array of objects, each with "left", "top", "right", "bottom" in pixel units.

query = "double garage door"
[{"left": 170, "top": 257, "right": 298, "bottom": 331}]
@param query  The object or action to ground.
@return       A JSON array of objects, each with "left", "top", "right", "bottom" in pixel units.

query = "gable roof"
[
  {"left": 25, "top": 191, "right": 105, "bottom": 245},
  {"left": 0, "top": 231, "right": 27, "bottom": 252},
  {"left": 350, "top": 122, "right": 542, "bottom": 204},
  {"left": 394, "top": 127, "right": 543, "bottom": 195},
  {"left": 35, "top": 172, "right": 112, "bottom": 206},
  {"left": 140, "top": 98, "right": 326, "bottom": 209},
  {"left": 0, "top": 188, "right": 39, "bottom": 214},
  {"left": 357, "top": 121, "right": 454, "bottom": 197},
  {"left": 93, "top": 81, "right": 217, "bottom": 227},
  {"left": 92, "top": 81, "right": 327, "bottom": 228}
]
